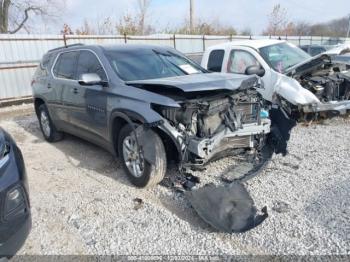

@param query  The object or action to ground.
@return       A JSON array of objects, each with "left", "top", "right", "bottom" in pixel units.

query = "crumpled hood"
[
  {"left": 285, "top": 54, "right": 329, "bottom": 77},
  {"left": 274, "top": 73, "right": 320, "bottom": 105},
  {"left": 285, "top": 44, "right": 350, "bottom": 76},
  {"left": 126, "top": 73, "right": 260, "bottom": 93}
]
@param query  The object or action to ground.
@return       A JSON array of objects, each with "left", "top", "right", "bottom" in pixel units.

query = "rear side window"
[
  {"left": 53, "top": 51, "right": 78, "bottom": 80},
  {"left": 207, "top": 50, "right": 225, "bottom": 72},
  {"left": 76, "top": 51, "right": 107, "bottom": 81},
  {"left": 36, "top": 53, "right": 52, "bottom": 78}
]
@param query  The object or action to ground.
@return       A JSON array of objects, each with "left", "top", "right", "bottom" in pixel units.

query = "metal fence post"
[
  {"left": 173, "top": 34, "right": 176, "bottom": 49},
  {"left": 202, "top": 35, "right": 206, "bottom": 51},
  {"left": 124, "top": 33, "right": 127, "bottom": 44},
  {"left": 63, "top": 34, "right": 67, "bottom": 47},
  {"left": 299, "top": 35, "right": 301, "bottom": 46}
]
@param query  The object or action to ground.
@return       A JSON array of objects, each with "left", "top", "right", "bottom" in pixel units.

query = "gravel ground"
[{"left": 0, "top": 104, "right": 350, "bottom": 255}]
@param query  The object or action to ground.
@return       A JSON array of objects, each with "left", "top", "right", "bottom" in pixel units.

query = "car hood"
[
  {"left": 284, "top": 54, "right": 330, "bottom": 77},
  {"left": 126, "top": 73, "right": 260, "bottom": 93},
  {"left": 285, "top": 44, "right": 350, "bottom": 76}
]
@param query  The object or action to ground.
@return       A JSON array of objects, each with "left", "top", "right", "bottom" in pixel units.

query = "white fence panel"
[{"left": 0, "top": 34, "right": 349, "bottom": 100}]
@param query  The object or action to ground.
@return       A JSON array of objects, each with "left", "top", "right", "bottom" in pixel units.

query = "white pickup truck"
[{"left": 200, "top": 40, "right": 350, "bottom": 119}]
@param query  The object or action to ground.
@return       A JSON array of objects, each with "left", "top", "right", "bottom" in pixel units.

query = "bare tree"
[
  {"left": 169, "top": 18, "right": 237, "bottom": 35},
  {"left": 0, "top": 0, "right": 64, "bottom": 34},
  {"left": 240, "top": 27, "right": 252, "bottom": 36},
  {"left": 137, "top": 0, "right": 151, "bottom": 35},
  {"left": 264, "top": 4, "right": 288, "bottom": 36},
  {"left": 116, "top": 0, "right": 153, "bottom": 35},
  {"left": 294, "top": 21, "right": 311, "bottom": 36}
]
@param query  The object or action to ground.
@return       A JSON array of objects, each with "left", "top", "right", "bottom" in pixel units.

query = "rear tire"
[
  {"left": 118, "top": 124, "right": 166, "bottom": 188},
  {"left": 38, "top": 104, "right": 63, "bottom": 142}
]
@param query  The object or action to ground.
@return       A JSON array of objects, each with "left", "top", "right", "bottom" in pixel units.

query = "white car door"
[{"left": 223, "top": 46, "right": 276, "bottom": 102}]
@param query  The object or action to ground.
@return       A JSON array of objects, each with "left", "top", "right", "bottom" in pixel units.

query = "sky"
[{"left": 46, "top": 0, "right": 350, "bottom": 34}]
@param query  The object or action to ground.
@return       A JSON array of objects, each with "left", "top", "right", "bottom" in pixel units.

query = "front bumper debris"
[
  {"left": 302, "top": 100, "right": 350, "bottom": 115},
  {"left": 186, "top": 182, "right": 268, "bottom": 233},
  {"left": 188, "top": 119, "right": 271, "bottom": 161}
]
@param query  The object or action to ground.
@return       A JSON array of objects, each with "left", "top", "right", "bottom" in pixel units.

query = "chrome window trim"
[{"left": 51, "top": 49, "right": 109, "bottom": 83}]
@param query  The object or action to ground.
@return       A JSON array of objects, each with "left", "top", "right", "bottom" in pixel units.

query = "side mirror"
[
  {"left": 78, "top": 73, "right": 108, "bottom": 87},
  {"left": 245, "top": 65, "right": 265, "bottom": 77}
]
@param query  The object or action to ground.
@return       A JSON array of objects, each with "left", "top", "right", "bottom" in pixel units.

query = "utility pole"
[
  {"left": 347, "top": 14, "right": 350, "bottom": 39},
  {"left": 190, "top": 0, "right": 194, "bottom": 34}
]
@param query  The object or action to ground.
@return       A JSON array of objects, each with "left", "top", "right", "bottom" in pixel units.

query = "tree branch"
[{"left": 8, "top": 6, "right": 43, "bottom": 34}]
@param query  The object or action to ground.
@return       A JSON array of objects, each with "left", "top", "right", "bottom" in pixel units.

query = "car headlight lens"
[{"left": 5, "top": 187, "right": 26, "bottom": 219}]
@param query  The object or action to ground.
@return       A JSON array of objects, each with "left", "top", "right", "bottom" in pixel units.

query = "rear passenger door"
[{"left": 73, "top": 50, "right": 109, "bottom": 139}]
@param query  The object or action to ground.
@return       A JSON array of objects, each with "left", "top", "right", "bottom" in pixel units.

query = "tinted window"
[
  {"left": 77, "top": 51, "right": 107, "bottom": 81},
  {"left": 105, "top": 49, "right": 205, "bottom": 81},
  {"left": 207, "top": 50, "right": 224, "bottom": 72},
  {"left": 53, "top": 52, "right": 78, "bottom": 80},
  {"left": 228, "top": 50, "right": 260, "bottom": 74},
  {"left": 36, "top": 53, "right": 52, "bottom": 78}
]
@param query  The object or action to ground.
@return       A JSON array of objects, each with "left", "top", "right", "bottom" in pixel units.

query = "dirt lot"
[{"left": 1, "top": 104, "right": 350, "bottom": 255}]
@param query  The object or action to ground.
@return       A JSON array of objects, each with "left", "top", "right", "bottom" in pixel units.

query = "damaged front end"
[
  {"left": 280, "top": 54, "right": 350, "bottom": 119},
  {"left": 153, "top": 87, "right": 271, "bottom": 171}
]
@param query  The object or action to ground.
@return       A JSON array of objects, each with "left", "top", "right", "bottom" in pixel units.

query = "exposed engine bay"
[
  {"left": 153, "top": 87, "right": 270, "bottom": 168},
  {"left": 295, "top": 60, "right": 350, "bottom": 103}
]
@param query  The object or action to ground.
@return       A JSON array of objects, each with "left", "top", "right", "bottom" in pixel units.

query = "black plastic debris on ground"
[{"left": 186, "top": 182, "right": 268, "bottom": 233}]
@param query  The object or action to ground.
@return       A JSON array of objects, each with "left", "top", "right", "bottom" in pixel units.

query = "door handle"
[
  {"left": 47, "top": 83, "right": 51, "bottom": 89},
  {"left": 72, "top": 87, "right": 78, "bottom": 94}
]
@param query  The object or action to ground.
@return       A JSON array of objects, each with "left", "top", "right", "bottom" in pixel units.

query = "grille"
[{"left": 235, "top": 102, "right": 260, "bottom": 124}]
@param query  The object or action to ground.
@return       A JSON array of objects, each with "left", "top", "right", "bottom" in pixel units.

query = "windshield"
[
  {"left": 259, "top": 42, "right": 311, "bottom": 73},
  {"left": 105, "top": 48, "right": 205, "bottom": 81}
]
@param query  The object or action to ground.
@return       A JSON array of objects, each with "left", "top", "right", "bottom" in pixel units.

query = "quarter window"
[
  {"left": 53, "top": 52, "right": 78, "bottom": 80},
  {"left": 228, "top": 50, "right": 260, "bottom": 74},
  {"left": 76, "top": 51, "right": 107, "bottom": 81},
  {"left": 207, "top": 50, "right": 225, "bottom": 72}
]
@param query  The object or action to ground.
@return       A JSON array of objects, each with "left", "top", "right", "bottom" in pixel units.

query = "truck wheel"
[
  {"left": 38, "top": 104, "right": 63, "bottom": 142},
  {"left": 118, "top": 124, "right": 167, "bottom": 188}
]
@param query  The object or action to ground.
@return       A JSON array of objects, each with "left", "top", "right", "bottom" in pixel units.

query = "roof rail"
[{"left": 48, "top": 43, "right": 84, "bottom": 53}]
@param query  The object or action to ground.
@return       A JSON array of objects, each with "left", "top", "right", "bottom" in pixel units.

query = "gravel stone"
[{"left": 0, "top": 104, "right": 349, "bottom": 255}]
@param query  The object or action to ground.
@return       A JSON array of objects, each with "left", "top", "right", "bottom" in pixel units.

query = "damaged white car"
[{"left": 201, "top": 40, "right": 350, "bottom": 120}]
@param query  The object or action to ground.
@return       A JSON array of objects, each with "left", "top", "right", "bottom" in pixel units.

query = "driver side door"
[{"left": 73, "top": 50, "right": 109, "bottom": 140}]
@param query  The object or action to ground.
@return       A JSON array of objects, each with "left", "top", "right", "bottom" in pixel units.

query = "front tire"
[
  {"left": 118, "top": 124, "right": 167, "bottom": 188},
  {"left": 38, "top": 104, "right": 63, "bottom": 142}
]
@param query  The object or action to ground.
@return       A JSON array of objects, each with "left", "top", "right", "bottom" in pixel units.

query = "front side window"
[
  {"left": 104, "top": 48, "right": 205, "bottom": 81},
  {"left": 53, "top": 51, "right": 78, "bottom": 80},
  {"left": 207, "top": 50, "right": 225, "bottom": 72},
  {"left": 259, "top": 42, "right": 311, "bottom": 73},
  {"left": 227, "top": 50, "right": 260, "bottom": 74},
  {"left": 76, "top": 51, "right": 107, "bottom": 81}
]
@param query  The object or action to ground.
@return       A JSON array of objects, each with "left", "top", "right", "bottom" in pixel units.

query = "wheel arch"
[
  {"left": 34, "top": 96, "right": 46, "bottom": 116},
  {"left": 110, "top": 110, "right": 181, "bottom": 163}
]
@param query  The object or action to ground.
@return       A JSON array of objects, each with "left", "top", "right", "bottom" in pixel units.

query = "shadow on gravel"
[
  {"left": 304, "top": 178, "right": 350, "bottom": 242},
  {"left": 13, "top": 114, "right": 133, "bottom": 187}
]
